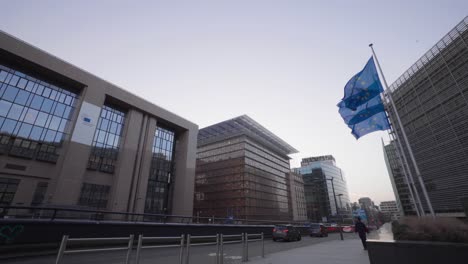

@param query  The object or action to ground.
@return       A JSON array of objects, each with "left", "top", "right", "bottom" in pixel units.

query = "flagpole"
[{"left": 369, "top": 43, "right": 435, "bottom": 217}]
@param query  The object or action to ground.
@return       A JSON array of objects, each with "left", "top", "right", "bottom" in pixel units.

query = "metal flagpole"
[
  {"left": 384, "top": 131, "right": 422, "bottom": 217},
  {"left": 369, "top": 43, "right": 435, "bottom": 217}
]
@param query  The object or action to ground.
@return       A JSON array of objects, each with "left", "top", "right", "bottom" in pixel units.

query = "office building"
[
  {"left": 0, "top": 31, "right": 198, "bottom": 217},
  {"left": 194, "top": 115, "right": 298, "bottom": 221},
  {"left": 287, "top": 172, "right": 307, "bottom": 222},
  {"left": 383, "top": 140, "right": 417, "bottom": 216},
  {"left": 380, "top": 201, "right": 400, "bottom": 221},
  {"left": 385, "top": 17, "right": 468, "bottom": 217},
  {"left": 295, "top": 155, "right": 351, "bottom": 223}
]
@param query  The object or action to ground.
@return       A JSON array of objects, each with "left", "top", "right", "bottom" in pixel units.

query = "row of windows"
[
  {"left": 0, "top": 65, "right": 77, "bottom": 162},
  {"left": 145, "top": 127, "right": 177, "bottom": 214},
  {"left": 87, "top": 106, "right": 126, "bottom": 174},
  {"left": 0, "top": 178, "right": 48, "bottom": 207}
]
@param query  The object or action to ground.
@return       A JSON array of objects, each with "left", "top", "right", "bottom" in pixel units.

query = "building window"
[
  {"left": 31, "top": 182, "right": 48, "bottom": 206},
  {"left": 0, "top": 177, "right": 20, "bottom": 207},
  {"left": 0, "top": 65, "right": 78, "bottom": 162},
  {"left": 145, "top": 127, "right": 176, "bottom": 214},
  {"left": 87, "top": 105, "right": 125, "bottom": 174},
  {"left": 78, "top": 183, "right": 110, "bottom": 209}
]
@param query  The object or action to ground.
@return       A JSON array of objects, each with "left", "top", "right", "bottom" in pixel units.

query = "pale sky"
[{"left": 2, "top": 0, "right": 468, "bottom": 204}]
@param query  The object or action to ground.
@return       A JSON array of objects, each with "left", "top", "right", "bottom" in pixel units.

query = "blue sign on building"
[{"left": 352, "top": 209, "right": 367, "bottom": 221}]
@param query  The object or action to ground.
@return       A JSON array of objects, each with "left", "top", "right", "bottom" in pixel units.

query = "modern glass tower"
[
  {"left": 194, "top": 115, "right": 298, "bottom": 222},
  {"left": 385, "top": 17, "right": 468, "bottom": 217},
  {"left": 295, "top": 155, "right": 351, "bottom": 223}
]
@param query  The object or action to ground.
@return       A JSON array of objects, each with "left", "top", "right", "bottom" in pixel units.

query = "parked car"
[
  {"left": 342, "top": 225, "right": 354, "bottom": 233},
  {"left": 309, "top": 223, "right": 328, "bottom": 237},
  {"left": 272, "top": 224, "right": 302, "bottom": 242},
  {"left": 324, "top": 223, "right": 338, "bottom": 233}
]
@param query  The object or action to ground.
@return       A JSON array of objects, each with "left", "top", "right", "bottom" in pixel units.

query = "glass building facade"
[
  {"left": 0, "top": 64, "right": 77, "bottom": 163},
  {"left": 87, "top": 105, "right": 126, "bottom": 174},
  {"left": 385, "top": 17, "right": 468, "bottom": 216},
  {"left": 296, "top": 156, "right": 351, "bottom": 222},
  {"left": 195, "top": 115, "right": 297, "bottom": 222},
  {"left": 144, "top": 127, "right": 176, "bottom": 214}
]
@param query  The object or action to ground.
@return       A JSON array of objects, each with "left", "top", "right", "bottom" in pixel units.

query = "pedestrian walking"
[{"left": 354, "top": 217, "right": 369, "bottom": 250}]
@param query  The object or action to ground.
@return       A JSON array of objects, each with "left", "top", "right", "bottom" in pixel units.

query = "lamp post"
[{"left": 328, "top": 178, "right": 344, "bottom": 241}]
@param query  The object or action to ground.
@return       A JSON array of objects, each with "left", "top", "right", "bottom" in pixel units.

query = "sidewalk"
[
  {"left": 246, "top": 223, "right": 393, "bottom": 264},
  {"left": 247, "top": 237, "right": 370, "bottom": 264}
]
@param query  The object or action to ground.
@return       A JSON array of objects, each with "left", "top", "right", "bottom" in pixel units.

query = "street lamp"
[
  {"left": 327, "top": 178, "right": 344, "bottom": 241},
  {"left": 310, "top": 176, "right": 344, "bottom": 240}
]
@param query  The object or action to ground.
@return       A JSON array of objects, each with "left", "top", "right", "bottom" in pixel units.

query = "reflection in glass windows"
[
  {"left": 0, "top": 177, "right": 20, "bottom": 207},
  {"left": 87, "top": 106, "right": 125, "bottom": 174},
  {"left": 144, "top": 127, "right": 176, "bottom": 215},
  {"left": 0, "top": 65, "right": 78, "bottom": 162},
  {"left": 78, "top": 183, "right": 110, "bottom": 209}
]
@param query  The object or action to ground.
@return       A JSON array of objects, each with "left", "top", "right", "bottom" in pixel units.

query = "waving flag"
[
  {"left": 338, "top": 95, "right": 390, "bottom": 139},
  {"left": 337, "top": 56, "right": 390, "bottom": 139},
  {"left": 339, "top": 57, "right": 384, "bottom": 111}
]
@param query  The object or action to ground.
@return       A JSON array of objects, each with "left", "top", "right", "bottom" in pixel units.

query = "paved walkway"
[
  {"left": 246, "top": 223, "right": 394, "bottom": 264},
  {"left": 247, "top": 237, "right": 369, "bottom": 264}
]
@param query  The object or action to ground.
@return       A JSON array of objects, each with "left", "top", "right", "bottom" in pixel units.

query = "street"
[{"left": 5, "top": 233, "right": 356, "bottom": 264}]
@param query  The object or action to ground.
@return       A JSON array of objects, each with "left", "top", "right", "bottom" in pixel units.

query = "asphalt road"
[{"left": 5, "top": 233, "right": 357, "bottom": 264}]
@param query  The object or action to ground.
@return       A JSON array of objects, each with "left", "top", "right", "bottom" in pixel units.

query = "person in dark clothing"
[{"left": 354, "top": 217, "right": 369, "bottom": 250}]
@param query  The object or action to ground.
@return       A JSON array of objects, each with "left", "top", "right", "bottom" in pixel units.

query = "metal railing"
[
  {"left": 52, "top": 232, "right": 265, "bottom": 264},
  {"left": 135, "top": 234, "right": 184, "bottom": 264},
  {"left": 242, "top": 233, "right": 264, "bottom": 262},
  {"left": 0, "top": 205, "right": 307, "bottom": 226},
  {"left": 55, "top": 235, "right": 134, "bottom": 264}
]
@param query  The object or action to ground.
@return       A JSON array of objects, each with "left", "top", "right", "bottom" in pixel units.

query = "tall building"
[
  {"left": 194, "top": 115, "right": 298, "bottom": 221},
  {"left": 385, "top": 17, "right": 468, "bottom": 217},
  {"left": 358, "top": 197, "right": 374, "bottom": 209},
  {"left": 295, "top": 155, "right": 351, "bottom": 223},
  {"left": 0, "top": 31, "right": 198, "bottom": 217},
  {"left": 382, "top": 140, "right": 417, "bottom": 216},
  {"left": 380, "top": 201, "right": 400, "bottom": 221},
  {"left": 287, "top": 172, "right": 307, "bottom": 222}
]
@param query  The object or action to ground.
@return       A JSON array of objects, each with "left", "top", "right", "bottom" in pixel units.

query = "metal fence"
[
  {"left": 55, "top": 235, "right": 134, "bottom": 264},
  {"left": 1, "top": 205, "right": 307, "bottom": 226},
  {"left": 54, "top": 232, "right": 264, "bottom": 264}
]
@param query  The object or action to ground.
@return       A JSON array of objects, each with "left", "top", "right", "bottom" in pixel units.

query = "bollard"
[
  {"left": 261, "top": 232, "right": 264, "bottom": 258},
  {"left": 216, "top": 234, "right": 220, "bottom": 264},
  {"left": 55, "top": 235, "right": 69, "bottom": 264},
  {"left": 179, "top": 234, "right": 185, "bottom": 264},
  {"left": 125, "top": 235, "right": 134, "bottom": 264},
  {"left": 135, "top": 235, "right": 143, "bottom": 264},
  {"left": 245, "top": 233, "right": 249, "bottom": 261},
  {"left": 241, "top": 233, "right": 245, "bottom": 262},
  {"left": 219, "top": 234, "right": 224, "bottom": 264},
  {"left": 185, "top": 234, "right": 191, "bottom": 264}
]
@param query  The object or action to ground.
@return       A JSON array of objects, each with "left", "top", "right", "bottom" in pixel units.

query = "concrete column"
[
  {"left": 170, "top": 127, "right": 198, "bottom": 217},
  {"left": 11, "top": 178, "right": 36, "bottom": 207},
  {"left": 50, "top": 88, "right": 105, "bottom": 206},
  {"left": 109, "top": 109, "right": 144, "bottom": 213},
  {"left": 131, "top": 117, "right": 157, "bottom": 215}
]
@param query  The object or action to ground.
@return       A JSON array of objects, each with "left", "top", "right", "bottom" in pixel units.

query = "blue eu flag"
[
  {"left": 339, "top": 57, "right": 384, "bottom": 111},
  {"left": 338, "top": 93, "right": 390, "bottom": 139}
]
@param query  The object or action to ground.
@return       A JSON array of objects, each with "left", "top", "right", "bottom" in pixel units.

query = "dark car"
[
  {"left": 309, "top": 223, "right": 328, "bottom": 237},
  {"left": 272, "top": 224, "right": 302, "bottom": 242}
]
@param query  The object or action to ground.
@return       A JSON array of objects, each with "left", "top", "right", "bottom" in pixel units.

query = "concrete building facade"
[
  {"left": 383, "top": 140, "right": 417, "bottom": 216},
  {"left": 379, "top": 201, "right": 400, "bottom": 221},
  {"left": 287, "top": 172, "right": 307, "bottom": 222},
  {"left": 0, "top": 31, "right": 198, "bottom": 217},
  {"left": 385, "top": 17, "right": 468, "bottom": 217},
  {"left": 194, "top": 115, "right": 297, "bottom": 222}
]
